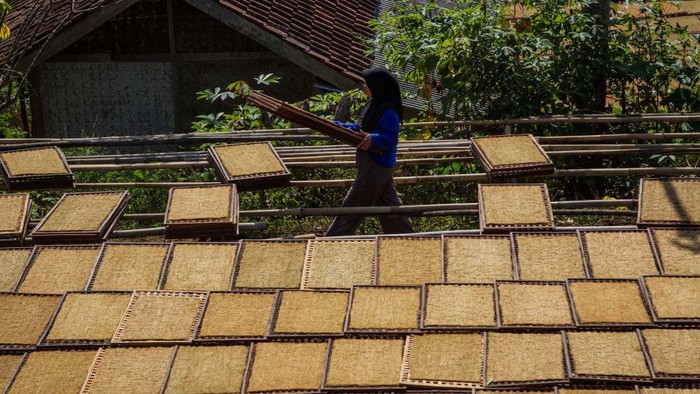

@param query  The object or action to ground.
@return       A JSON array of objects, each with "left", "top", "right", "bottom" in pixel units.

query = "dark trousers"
[{"left": 325, "top": 151, "right": 415, "bottom": 236}]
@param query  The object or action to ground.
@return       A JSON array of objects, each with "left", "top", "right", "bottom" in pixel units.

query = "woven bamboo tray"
[
  {"left": 208, "top": 142, "right": 291, "bottom": 191},
  {"left": 0, "top": 194, "right": 31, "bottom": 245},
  {"left": 16, "top": 245, "right": 101, "bottom": 294},
  {"left": 557, "top": 388, "right": 638, "bottom": 394},
  {"left": 80, "top": 346, "right": 175, "bottom": 393},
  {"left": 649, "top": 229, "right": 700, "bottom": 275},
  {"left": 195, "top": 291, "right": 277, "bottom": 342},
  {"left": 112, "top": 291, "right": 207, "bottom": 345},
  {"left": 233, "top": 240, "right": 309, "bottom": 289},
  {"left": 301, "top": 239, "right": 376, "bottom": 289},
  {"left": 637, "top": 178, "right": 700, "bottom": 227},
  {"left": 244, "top": 341, "right": 329, "bottom": 394},
  {"left": 422, "top": 283, "right": 497, "bottom": 330},
  {"left": 0, "top": 353, "right": 24, "bottom": 392},
  {"left": 496, "top": 281, "right": 574, "bottom": 329},
  {"left": 0, "top": 247, "right": 31, "bottom": 292},
  {"left": 512, "top": 232, "right": 587, "bottom": 280},
  {"left": 0, "top": 147, "right": 74, "bottom": 191},
  {"left": 478, "top": 184, "right": 555, "bottom": 233},
  {"left": 161, "top": 242, "right": 239, "bottom": 291},
  {"left": 443, "top": 235, "right": 515, "bottom": 282},
  {"left": 345, "top": 285, "right": 422, "bottom": 334},
  {"left": 640, "top": 276, "right": 700, "bottom": 324},
  {"left": 164, "top": 185, "right": 239, "bottom": 239},
  {"left": 637, "top": 386, "right": 700, "bottom": 394},
  {"left": 0, "top": 293, "right": 61, "bottom": 351},
  {"left": 401, "top": 333, "right": 484, "bottom": 389},
  {"left": 269, "top": 290, "right": 350, "bottom": 338},
  {"left": 640, "top": 329, "right": 700, "bottom": 382},
  {"left": 87, "top": 243, "right": 171, "bottom": 291},
  {"left": 567, "top": 279, "right": 653, "bottom": 327},
  {"left": 5, "top": 350, "right": 96, "bottom": 394},
  {"left": 163, "top": 345, "right": 250, "bottom": 394},
  {"left": 579, "top": 230, "right": 661, "bottom": 278},
  {"left": 39, "top": 291, "right": 132, "bottom": 347},
  {"left": 31, "top": 191, "right": 130, "bottom": 244},
  {"left": 485, "top": 332, "right": 567, "bottom": 387},
  {"left": 470, "top": 134, "right": 554, "bottom": 178},
  {"left": 376, "top": 236, "right": 443, "bottom": 285},
  {"left": 565, "top": 330, "right": 652, "bottom": 383},
  {"left": 323, "top": 337, "right": 405, "bottom": 391}
]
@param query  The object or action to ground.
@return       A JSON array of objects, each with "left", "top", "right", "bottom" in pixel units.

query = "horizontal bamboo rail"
[{"left": 110, "top": 222, "right": 268, "bottom": 238}]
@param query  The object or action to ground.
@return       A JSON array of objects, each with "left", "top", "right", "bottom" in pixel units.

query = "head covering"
[{"left": 357, "top": 67, "right": 403, "bottom": 132}]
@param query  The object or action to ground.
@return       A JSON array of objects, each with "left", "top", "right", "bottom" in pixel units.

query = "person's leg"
[{"left": 377, "top": 177, "right": 415, "bottom": 234}]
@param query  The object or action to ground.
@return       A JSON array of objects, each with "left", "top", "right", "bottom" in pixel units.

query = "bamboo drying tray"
[
  {"left": 112, "top": 291, "right": 206, "bottom": 344},
  {"left": 245, "top": 341, "right": 329, "bottom": 394},
  {"left": 233, "top": 240, "right": 309, "bottom": 289},
  {"left": 269, "top": 290, "right": 350, "bottom": 337},
  {"left": 195, "top": 291, "right": 277, "bottom": 341},
  {"left": 478, "top": 184, "right": 555, "bottom": 233},
  {"left": 470, "top": 134, "right": 554, "bottom": 178},
  {"left": 496, "top": 281, "right": 574, "bottom": 329},
  {"left": 31, "top": 191, "right": 129, "bottom": 243},
  {"left": 649, "top": 229, "right": 700, "bottom": 275},
  {"left": 0, "top": 147, "right": 74, "bottom": 190},
  {"left": 0, "top": 248, "right": 31, "bottom": 292},
  {"left": 208, "top": 142, "right": 291, "bottom": 190},
  {"left": 565, "top": 331, "right": 652, "bottom": 383},
  {"left": 0, "top": 194, "right": 31, "bottom": 245},
  {"left": 401, "top": 333, "right": 484, "bottom": 389},
  {"left": 302, "top": 239, "right": 376, "bottom": 289},
  {"left": 580, "top": 230, "right": 660, "bottom": 278},
  {"left": 640, "top": 276, "right": 700, "bottom": 324},
  {"left": 637, "top": 178, "right": 700, "bottom": 227},
  {"left": 485, "top": 332, "right": 567, "bottom": 387},
  {"left": 0, "top": 354, "right": 23, "bottom": 392},
  {"left": 567, "top": 279, "right": 652, "bottom": 327},
  {"left": 163, "top": 345, "right": 249, "bottom": 394},
  {"left": 161, "top": 242, "right": 239, "bottom": 291},
  {"left": 17, "top": 245, "right": 101, "bottom": 294},
  {"left": 345, "top": 286, "right": 422, "bottom": 334},
  {"left": 513, "top": 232, "right": 587, "bottom": 280},
  {"left": 376, "top": 236, "right": 443, "bottom": 285},
  {"left": 443, "top": 235, "right": 514, "bottom": 282},
  {"left": 164, "top": 185, "right": 239, "bottom": 238},
  {"left": 0, "top": 293, "right": 61, "bottom": 350},
  {"left": 80, "top": 347, "right": 175, "bottom": 393},
  {"left": 324, "top": 338, "right": 405, "bottom": 390},
  {"left": 5, "top": 350, "right": 96, "bottom": 394},
  {"left": 641, "top": 329, "right": 700, "bottom": 381},
  {"left": 88, "top": 243, "right": 171, "bottom": 291},
  {"left": 422, "top": 283, "right": 497, "bottom": 330}
]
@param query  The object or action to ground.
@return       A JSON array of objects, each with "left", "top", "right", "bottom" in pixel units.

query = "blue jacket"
[{"left": 335, "top": 108, "right": 399, "bottom": 168}]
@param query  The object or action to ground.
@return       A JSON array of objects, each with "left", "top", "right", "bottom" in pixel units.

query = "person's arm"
[
  {"left": 333, "top": 120, "right": 360, "bottom": 132},
  {"left": 368, "top": 109, "right": 399, "bottom": 150}
]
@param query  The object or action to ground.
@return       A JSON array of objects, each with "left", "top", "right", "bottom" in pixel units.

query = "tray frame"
[
  {"left": 638, "top": 328, "right": 700, "bottom": 383},
  {"left": 375, "top": 235, "right": 443, "bottom": 285},
  {"left": 86, "top": 242, "right": 172, "bottom": 291},
  {"left": 443, "top": 234, "right": 516, "bottom": 282},
  {"left": 300, "top": 238, "right": 377, "bottom": 290},
  {"left": 565, "top": 278, "right": 654, "bottom": 328},
  {"left": 0, "top": 146, "right": 74, "bottom": 191},
  {"left": 647, "top": 228, "right": 700, "bottom": 275},
  {"left": 268, "top": 289, "right": 351, "bottom": 339},
  {"left": 578, "top": 229, "right": 662, "bottom": 279},
  {"left": 231, "top": 239, "right": 310, "bottom": 290},
  {"left": 163, "top": 184, "right": 239, "bottom": 239},
  {"left": 14, "top": 244, "right": 101, "bottom": 293},
  {"left": 207, "top": 142, "right": 291, "bottom": 191},
  {"left": 0, "top": 194, "right": 32, "bottom": 246},
  {"left": 0, "top": 292, "right": 62, "bottom": 352},
  {"left": 478, "top": 183, "right": 555, "bottom": 233},
  {"left": 511, "top": 231, "right": 588, "bottom": 280},
  {"left": 495, "top": 280, "right": 575, "bottom": 330},
  {"left": 470, "top": 134, "right": 554, "bottom": 179},
  {"left": 639, "top": 275, "right": 700, "bottom": 325},
  {"left": 421, "top": 283, "right": 498, "bottom": 331},
  {"left": 344, "top": 285, "right": 423, "bottom": 335},
  {"left": 193, "top": 290, "right": 278, "bottom": 343},
  {"left": 159, "top": 241, "right": 241, "bottom": 291},
  {"left": 637, "top": 178, "right": 700, "bottom": 228}
]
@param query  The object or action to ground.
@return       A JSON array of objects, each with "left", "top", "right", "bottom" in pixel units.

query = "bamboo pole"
[{"left": 109, "top": 222, "right": 268, "bottom": 238}]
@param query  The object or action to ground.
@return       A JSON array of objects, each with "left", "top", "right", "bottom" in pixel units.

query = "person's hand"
[{"left": 356, "top": 131, "right": 372, "bottom": 151}]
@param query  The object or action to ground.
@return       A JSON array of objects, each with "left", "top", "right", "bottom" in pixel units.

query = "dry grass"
[
  {"left": 84, "top": 347, "right": 174, "bottom": 393},
  {"left": 165, "top": 345, "right": 248, "bottom": 394},
  {"left": 273, "top": 291, "right": 349, "bottom": 335},
  {"left": 408, "top": 333, "right": 483, "bottom": 383},
  {"left": 424, "top": 284, "right": 496, "bottom": 327},
  {"left": 36, "top": 193, "right": 124, "bottom": 233},
  {"left": 481, "top": 184, "right": 552, "bottom": 226},
  {"left": 46, "top": 293, "right": 131, "bottom": 342},
  {"left": 644, "top": 277, "right": 700, "bottom": 319},
  {"left": 559, "top": 390, "right": 637, "bottom": 394},
  {"left": 7, "top": 351, "right": 96, "bottom": 394},
  {"left": 305, "top": 240, "right": 375, "bottom": 289},
  {"left": 163, "top": 243, "right": 238, "bottom": 291},
  {"left": 18, "top": 247, "right": 100, "bottom": 293},
  {"left": 0, "top": 194, "right": 27, "bottom": 233},
  {"left": 0, "top": 354, "right": 23, "bottom": 391},
  {"left": 445, "top": 236, "right": 513, "bottom": 282},
  {"left": 486, "top": 332, "right": 565, "bottom": 383},
  {"left": 498, "top": 282, "right": 573, "bottom": 326},
  {"left": 652, "top": 229, "right": 700, "bottom": 275},
  {"left": 515, "top": 233, "right": 586, "bottom": 280},
  {"left": 246, "top": 342, "right": 327, "bottom": 393},
  {"left": 0, "top": 294, "right": 60, "bottom": 345},
  {"left": 214, "top": 143, "right": 286, "bottom": 177},
  {"left": 569, "top": 281, "right": 650, "bottom": 324},
  {"left": 474, "top": 135, "right": 549, "bottom": 166},
  {"left": 1, "top": 147, "right": 70, "bottom": 176},
  {"left": 377, "top": 237, "right": 442, "bottom": 285},
  {"left": 639, "top": 179, "right": 700, "bottom": 224},
  {"left": 0, "top": 248, "right": 31, "bottom": 291},
  {"left": 567, "top": 331, "right": 650, "bottom": 377},
  {"left": 198, "top": 292, "right": 276, "bottom": 338},
  {"left": 640, "top": 389, "right": 700, "bottom": 394},
  {"left": 116, "top": 292, "right": 205, "bottom": 342},
  {"left": 325, "top": 338, "right": 404, "bottom": 388},
  {"left": 166, "top": 185, "right": 232, "bottom": 222},
  {"left": 234, "top": 241, "right": 307, "bottom": 288},
  {"left": 643, "top": 329, "right": 700, "bottom": 376},
  {"left": 583, "top": 231, "right": 658, "bottom": 278},
  {"left": 348, "top": 287, "right": 420, "bottom": 330},
  {"left": 91, "top": 244, "right": 169, "bottom": 291}
]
